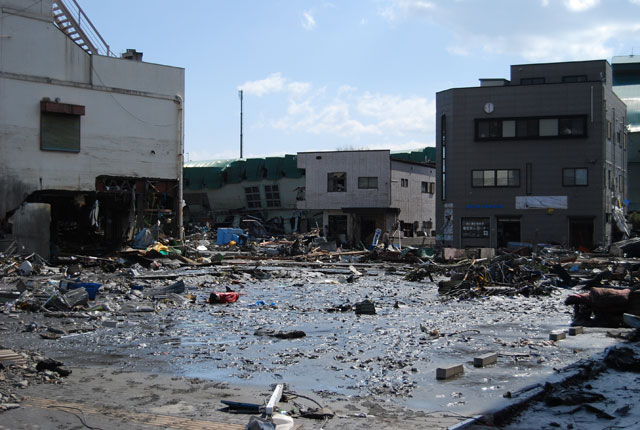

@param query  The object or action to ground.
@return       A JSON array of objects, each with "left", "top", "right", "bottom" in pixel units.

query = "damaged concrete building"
[
  {"left": 436, "top": 60, "right": 627, "bottom": 250},
  {"left": 183, "top": 155, "right": 316, "bottom": 234},
  {"left": 0, "top": 0, "right": 185, "bottom": 258},
  {"left": 296, "top": 149, "right": 436, "bottom": 247}
]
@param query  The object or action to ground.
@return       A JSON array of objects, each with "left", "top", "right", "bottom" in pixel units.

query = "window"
[
  {"left": 516, "top": 118, "right": 539, "bottom": 137},
  {"left": 461, "top": 218, "right": 490, "bottom": 239},
  {"left": 244, "top": 186, "right": 261, "bottom": 208},
  {"left": 559, "top": 117, "right": 585, "bottom": 136},
  {"left": 562, "top": 168, "right": 588, "bottom": 186},
  {"left": 358, "top": 176, "right": 378, "bottom": 189},
  {"left": 539, "top": 118, "right": 558, "bottom": 136},
  {"left": 520, "top": 77, "right": 545, "bottom": 85},
  {"left": 607, "top": 120, "right": 612, "bottom": 140},
  {"left": 401, "top": 178, "right": 409, "bottom": 188},
  {"left": 476, "top": 115, "right": 587, "bottom": 141},
  {"left": 477, "top": 119, "right": 501, "bottom": 139},
  {"left": 562, "top": 75, "right": 587, "bottom": 83},
  {"left": 472, "top": 169, "right": 520, "bottom": 187},
  {"left": 441, "top": 114, "right": 447, "bottom": 201},
  {"left": 421, "top": 181, "right": 434, "bottom": 194},
  {"left": 40, "top": 100, "right": 85, "bottom": 152},
  {"left": 328, "top": 172, "right": 346, "bottom": 192},
  {"left": 264, "top": 185, "right": 281, "bottom": 207}
]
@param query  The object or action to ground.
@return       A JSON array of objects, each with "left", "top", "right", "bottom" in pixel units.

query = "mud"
[{"left": 0, "top": 263, "right": 630, "bottom": 429}]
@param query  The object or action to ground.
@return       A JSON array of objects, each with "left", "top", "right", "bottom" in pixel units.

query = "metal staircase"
[{"left": 52, "top": 0, "right": 114, "bottom": 56}]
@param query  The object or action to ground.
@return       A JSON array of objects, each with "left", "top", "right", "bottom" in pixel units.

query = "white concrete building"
[
  {"left": 0, "top": 0, "right": 185, "bottom": 255},
  {"left": 296, "top": 150, "right": 436, "bottom": 247}
]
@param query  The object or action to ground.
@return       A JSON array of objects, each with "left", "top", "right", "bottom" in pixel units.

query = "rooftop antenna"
[{"left": 238, "top": 89, "right": 243, "bottom": 158}]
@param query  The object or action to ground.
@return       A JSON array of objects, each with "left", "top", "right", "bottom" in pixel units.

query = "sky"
[{"left": 77, "top": 0, "right": 640, "bottom": 161}]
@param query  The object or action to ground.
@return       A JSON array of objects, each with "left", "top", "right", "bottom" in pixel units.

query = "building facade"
[
  {"left": 436, "top": 60, "right": 627, "bottom": 250},
  {"left": 612, "top": 56, "right": 640, "bottom": 215},
  {"left": 183, "top": 155, "right": 312, "bottom": 234},
  {"left": 0, "top": 0, "right": 185, "bottom": 255},
  {"left": 296, "top": 150, "right": 436, "bottom": 247}
]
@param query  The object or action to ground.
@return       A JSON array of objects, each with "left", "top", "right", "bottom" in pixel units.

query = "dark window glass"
[
  {"left": 265, "top": 185, "right": 281, "bottom": 207},
  {"left": 245, "top": 186, "right": 261, "bottom": 208},
  {"left": 562, "top": 168, "right": 588, "bottom": 186},
  {"left": 477, "top": 120, "right": 501, "bottom": 139},
  {"left": 358, "top": 177, "right": 378, "bottom": 189},
  {"left": 562, "top": 75, "right": 587, "bottom": 83},
  {"left": 520, "top": 77, "right": 545, "bottom": 85},
  {"left": 473, "top": 169, "right": 519, "bottom": 187},
  {"left": 559, "top": 117, "right": 586, "bottom": 136},
  {"left": 328, "top": 172, "right": 346, "bottom": 192},
  {"left": 516, "top": 118, "right": 539, "bottom": 137}
]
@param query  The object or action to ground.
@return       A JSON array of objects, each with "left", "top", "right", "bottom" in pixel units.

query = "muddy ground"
[{"left": 0, "top": 259, "right": 636, "bottom": 429}]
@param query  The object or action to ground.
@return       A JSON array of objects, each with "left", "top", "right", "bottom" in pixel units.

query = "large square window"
[
  {"left": 539, "top": 118, "right": 558, "bottom": 136},
  {"left": 40, "top": 100, "right": 85, "bottom": 152},
  {"left": 328, "top": 172, "right": 346, "bottom": 192}
]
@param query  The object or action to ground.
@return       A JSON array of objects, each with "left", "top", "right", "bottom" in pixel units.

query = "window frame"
[
  {"left": 475, "top": 115, "right": 587, "bottom": 141},
  {"left": 471, "top": 169, "right": 520, "bottom": 188},
  {"left": 421, "top": 181, "right": 435, "bottom": 194},
  {"left": 327, "top": 172, "right": 347, "bottom": 192},
  {"left": 520, "top": 77, "right": 546, "bottom": 85},
  {"left": 264, "top": 184, "right": 281, "bottom": 207},
  {"left": 562, "top": 75, "right": 587, "bottom": 83},
  {"left": 400, "top": 178, "right": 409, "bottom": 188},
  {"left": 40, "top": 100, "right": 85, "bottom": 153},
  {"left": 244, "top": 186, "right": 262, "bottom": 208},
  {"left": 562, "top": 167, "right": 588, "bottom": 187},
  {"left": 358, "top": 176, "right": 378, "bottom": 189}
]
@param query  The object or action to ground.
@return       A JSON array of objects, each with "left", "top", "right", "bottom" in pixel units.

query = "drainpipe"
[{"left": 175, "top": 94, "right": 185, "bottom": 241}]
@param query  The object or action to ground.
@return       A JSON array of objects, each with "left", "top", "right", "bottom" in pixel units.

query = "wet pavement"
[{"left": 1, "top": 263, "right": 628, "bottom": 418}]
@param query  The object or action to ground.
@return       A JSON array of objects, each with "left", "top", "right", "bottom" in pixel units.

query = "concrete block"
[
  {"left": 436, "top": 364, "right": 464, "bottom": 380},
  {"left": 549, "top": 331, "right": 566, "bottom": 341},
  {"left": 444, "top": 248, "right": 465, "bottom": 260},
  {"left": 479, "top": 248, "right": 495, "bottom": 259},
  {"left": 473, "top": 352, "right": 498, "bottom": 367},
  {"left": 568, "top": 326, "right": 584, "bottom": 336}
]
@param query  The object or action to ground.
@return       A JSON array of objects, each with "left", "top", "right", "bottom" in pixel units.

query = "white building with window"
[
  {"left": 0, "top": 0, "right": 184, "bottom": 255},
  {"left": 296, "top": 150, "right": 436, "bottom": 247}
]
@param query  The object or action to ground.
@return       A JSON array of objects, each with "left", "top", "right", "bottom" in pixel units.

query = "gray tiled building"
[{"left": 436, "top": 60, "right": 627, "bottom": 249}]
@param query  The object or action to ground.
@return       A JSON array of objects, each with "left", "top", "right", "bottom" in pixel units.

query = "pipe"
[{"left": 175, "top": 94, "right": 184, "bottom": 241}]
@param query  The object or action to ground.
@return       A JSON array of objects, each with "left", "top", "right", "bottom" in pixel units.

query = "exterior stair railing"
[{"left": 52, "top": 0, "right": 114, "bottom": 57}]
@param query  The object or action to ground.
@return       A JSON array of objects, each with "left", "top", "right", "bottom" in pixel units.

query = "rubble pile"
[{"left": 0, "top": 348, "right": 71, "bottom": 411}]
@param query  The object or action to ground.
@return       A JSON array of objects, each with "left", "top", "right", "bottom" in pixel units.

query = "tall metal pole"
[{"left": 239, "top": 90, "right": 243, "bottom": 158}]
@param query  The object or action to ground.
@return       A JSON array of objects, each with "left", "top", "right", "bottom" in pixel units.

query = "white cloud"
[
  {"left": 302, "top": 10, "right": 316, "bottom": 30},
  {"left": 452, "top": 23, "right": 640, "bottom": 62},
  {"left": 357, "top": 93, "right": 434, "bottom": 133},
  {"left": 379, "top": 0, "right": 436, "bottom": 21},
  {"left": 239, "top": 73, "right": 285, "bottom": 97},
  {"left": 563, "top": 0, "right": 599, "bottom": 11},
  {"left": 288, "top": 81, "right": 312, "bottom": 97},
  {"left": 267, "top": 77, "right": 435, "bottom": 144}
]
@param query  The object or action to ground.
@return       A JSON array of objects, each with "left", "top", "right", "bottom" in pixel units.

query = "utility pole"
[{"left": 238, "top": 89, "right": 243, "bottom": 158}]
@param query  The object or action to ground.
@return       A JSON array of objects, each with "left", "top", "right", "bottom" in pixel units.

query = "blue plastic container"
[
  {"left": 68, "top": 282, "right": 101, "bottom": 300},
  {"left": 217, "top": 228, "right": 244, "bottom": 245}
]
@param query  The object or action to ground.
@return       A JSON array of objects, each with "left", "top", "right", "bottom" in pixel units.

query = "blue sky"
[{"left": 79, "top": 0, "right": 640, "bottom": 161}]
